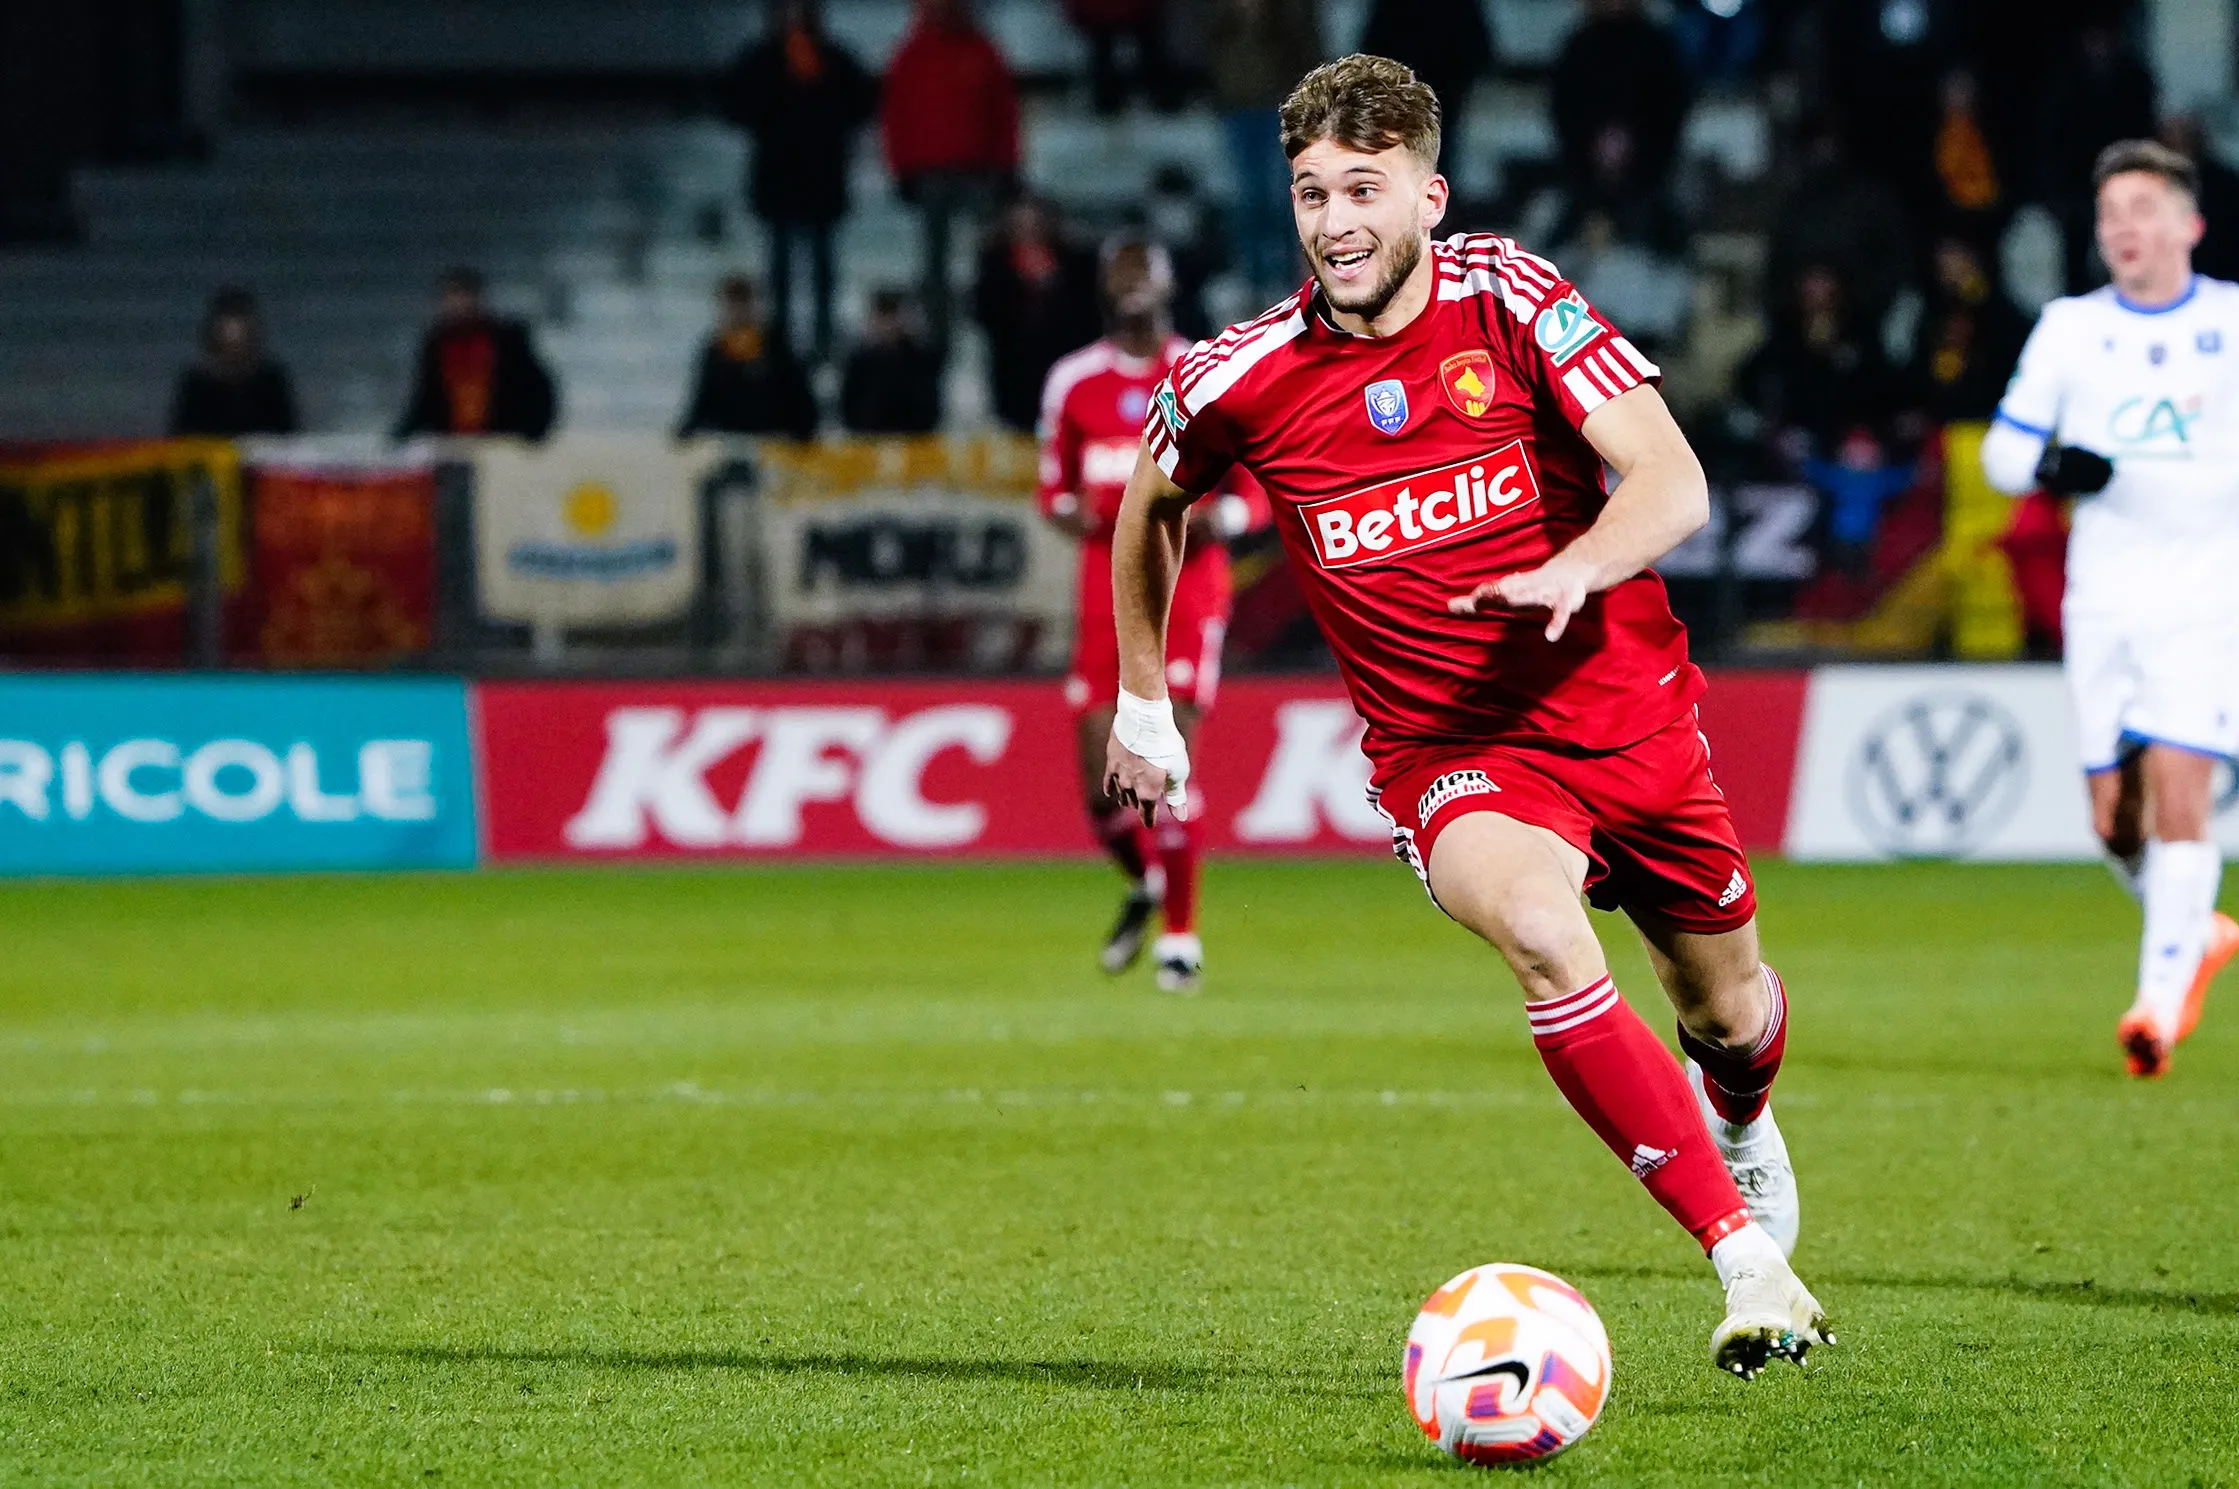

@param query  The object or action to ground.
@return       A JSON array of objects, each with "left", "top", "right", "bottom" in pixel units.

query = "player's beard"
[{"left": 1317, "top": 232, "right": 1423, "bottom": 322}]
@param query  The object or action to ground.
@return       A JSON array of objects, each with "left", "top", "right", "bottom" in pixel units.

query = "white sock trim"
[{"left": 1525, "top": 976, "right": 1619, "bottom": 1037}]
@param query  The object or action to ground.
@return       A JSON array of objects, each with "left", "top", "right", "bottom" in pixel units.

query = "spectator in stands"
[
  {"left": 1904, "top": 233, "right": 2030, "bottom": 424},
  {"left": 2038, "top": 19, "right": 2158, "bottom": 290},
  {"left": 1209, "top": 0, "right": 1325, "bottom": 305},
  {"left": 1928, "top": 70, "right": 2004, "bottom": 241},
  {"left": 1768, "top": 116, "right": 1913, "bottom": 339},
  {"left": 1823, "top": 0, "right": 1949, "bottom": 228},
  {"left": 1358, "top": 0, "right": 1494, "bottom": 145},
  {"left": 1669, "top": 0, "right": 1764, "bottom": 87},
  {"left": 718, "top": 0, "right": 877, "bottom": 364},
  {"left": 1139, "top": 163, "right": 1229, "bottom": 341},
  {"left": 1738, "top": 263, "right": 1908, "bottom": 457},
  {"left": 677, "top": 275, "right": 819, "bottom": 440},
  {"left": 2161, "top": 114, "right": 2239, "bottom": 283},
  {"left": 882, "top": 0, "right": 1021, "bottom": 361},
  {"left": 840, "top": 288, "right": 944, "bottom": 434},
  {"left": 169, "top": 287, "right": 298, "bottom": 437},
  {"left": 1737, "top": 262, "right": 1915, "bottom": 573},
  {"left": 394, "top": 268, "right": 556, "bottom": 440},
  {"left": 1067, "top": 0, "right": 1175, "bottom": 116},
  {"left": 973, "top": 195, "right": 1102, "bottom": 432},
  {"left": 1550, "top": 0, "right": 1691, "bottom": 208}
]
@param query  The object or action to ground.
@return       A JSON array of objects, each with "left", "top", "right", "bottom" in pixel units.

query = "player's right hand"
[
  {"left": 2034, "top": 443, "right": 2115, "bottom": 496},
  {"left": 1107, "top": 690, "right": 1191, "bottom": 826}
]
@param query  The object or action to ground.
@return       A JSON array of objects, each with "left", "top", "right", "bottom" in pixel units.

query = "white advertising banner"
[
  {"left": 752, "top": 435, "right": 1077, "bottom": 673},
  {"left": 1787, "top": 664, "right": 2239, "bottom": 861},
  {"left": 473, "top": 434, "right": 715, "bottom": 627}
]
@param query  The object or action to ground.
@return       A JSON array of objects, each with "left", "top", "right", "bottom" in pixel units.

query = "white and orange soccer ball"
[{"left": 1403, "top": 1263, "right": 1612, "bottom": 1467}]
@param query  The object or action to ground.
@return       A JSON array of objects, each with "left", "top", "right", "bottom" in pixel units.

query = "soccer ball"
[{"left": 1404, "top": 1263, "right": 1611, "bottom": 1466}]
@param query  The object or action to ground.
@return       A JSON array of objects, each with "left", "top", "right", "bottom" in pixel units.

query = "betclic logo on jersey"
[{"left": 1299, "top": 442, "right": 1543, "bottom": 571}]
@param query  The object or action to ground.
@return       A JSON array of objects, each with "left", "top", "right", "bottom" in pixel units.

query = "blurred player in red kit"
[
  {"left": 1103, "top": 56, "right": 1835, "bottom": 1375},
  {"left": 1039, "top": 236, "right": 1258, "bottom": 993}
]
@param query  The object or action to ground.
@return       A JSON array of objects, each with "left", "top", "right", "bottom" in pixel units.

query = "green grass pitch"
[{"left": 2, "top": 859, "right": 2235, "bottom": 1486}]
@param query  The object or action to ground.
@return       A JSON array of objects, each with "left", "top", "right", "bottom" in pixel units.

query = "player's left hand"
[
  {"left": 1107, "top": 690, "right": 1192, "bottom": 826},
  {"left": 1448, "top": 556, "right": 1596, "bottom": 641}
]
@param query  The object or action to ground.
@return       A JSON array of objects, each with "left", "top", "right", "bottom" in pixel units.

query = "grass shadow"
[
  {"left": 341, "top": 1343, "right": 1227, "bottom": 1391},
  {"left": 1835, "top": 1273, "right": 2239, "bottom": 1317}
]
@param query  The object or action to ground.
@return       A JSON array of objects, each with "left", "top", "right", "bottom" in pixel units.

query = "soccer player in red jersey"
[
  {"left": 1104, "top": 56, "right": 1834, "bottom": 1376},
  {"left": 1039, "top": 237, "right": 1244, "bottom": 992}
]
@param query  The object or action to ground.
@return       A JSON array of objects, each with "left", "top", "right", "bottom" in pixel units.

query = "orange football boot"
[
  {"left": 2177, "top": 912, "right": 2239, "bottom": 1044},
  {"left": 2117, "top": 1009, "right": 2170, "bottom": 1079}
]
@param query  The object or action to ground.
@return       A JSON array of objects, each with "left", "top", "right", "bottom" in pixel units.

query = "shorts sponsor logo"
[
  {"left": 1364, "top": 378, "right": 1411, "bottom": 436},
  {"left": 1438, "top": 349, "right": 1498, "bottom": 418},
  {"left": 1298, "top": 442, "right": 1542, "bottom": 571},
  {"left": 1418, "top": 768, "right": 1498, "bottom": 822},
  {"left": 1717, "top": 868, "right": 1748, "bottom": 907},
  {"left": 1533, "top": 292, "right": 1604, "bottom": 365},
  {"left": 1846, "top": 692, "right": 2029, "bottom": 857}
]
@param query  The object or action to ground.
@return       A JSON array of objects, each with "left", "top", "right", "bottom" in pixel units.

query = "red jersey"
[
  {"left": 1143, "top": 233, "right": 1703, "bottom": 761},
  {"left": 1038, "top": 335, "right": 1196, "bottom": 537}
]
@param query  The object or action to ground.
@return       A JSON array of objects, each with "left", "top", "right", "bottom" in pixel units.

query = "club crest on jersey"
[
  {"left": 1533, "top": 292, "right": 1604, "bottom": 364},
  {"left": 1439, "top": 350, "right": 1498, "bottom": 419},
  {"left": 1364, "top": 379, "right": 1411, "bottom": 435},
  {"left": 1119, "top": 386, "right": 1150, "bottom": 422},
  {"left": 2201, "top": 329, "right": 2223, "bottom": 354}
]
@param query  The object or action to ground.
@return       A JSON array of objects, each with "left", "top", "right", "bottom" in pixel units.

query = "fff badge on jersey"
[{"left": 1365, "top": 378, "right": 1410, "bottom": 435}]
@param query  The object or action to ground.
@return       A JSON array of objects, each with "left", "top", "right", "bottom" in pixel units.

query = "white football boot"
[
  {"left": 1688, "top": 1060, "right": 1799, "bottom": 1258},
  {"left": 1708, "top": 1222, "right": 1835, "bottom": 1379},
  {"left": 1152, "top": 932, "right": 1202, "bottom": 995}
]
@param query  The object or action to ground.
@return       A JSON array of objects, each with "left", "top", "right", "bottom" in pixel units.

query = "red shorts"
[
  {"left": 1067, "top": 542, "right": 1231, "bottom": 713},
  {"left": 1369, "top": 709, "right": 1757, "bottom": 935}
]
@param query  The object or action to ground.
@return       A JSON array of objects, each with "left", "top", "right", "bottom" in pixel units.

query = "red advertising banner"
[
  {"left": 473, "top": 676, "right": 1399, "bottom": 861},
  {"left": 242, "top": 465, "right": 437, "bottom": 666},
  {"left": 473, "top": 672, "right": 1808, "bottom": 862}
]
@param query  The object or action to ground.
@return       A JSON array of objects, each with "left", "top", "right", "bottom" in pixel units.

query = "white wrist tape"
[{"left": 1112, "top": 689, "right": 1191, "bottom": 815}]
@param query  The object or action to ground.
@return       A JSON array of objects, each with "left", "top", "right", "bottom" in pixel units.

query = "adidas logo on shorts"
[
  {"left": 1417, "top": 769, "right": 1498, "bottom": 823},
  {"left": 1717, "top": 869, "right": 1749, "bottom": 909}
]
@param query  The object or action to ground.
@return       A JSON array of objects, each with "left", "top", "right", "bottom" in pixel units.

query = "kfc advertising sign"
[{"left": 474, "top": 678, "right": 1394, "bottom": 860}]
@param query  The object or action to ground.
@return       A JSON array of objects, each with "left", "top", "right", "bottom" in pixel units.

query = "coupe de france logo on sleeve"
[
  {"left": 1534, "top": 292, "right": 1604, "bottom": 365},
  {"left": 1364, "top": 378, "right": 1411, "bottom": 436}
]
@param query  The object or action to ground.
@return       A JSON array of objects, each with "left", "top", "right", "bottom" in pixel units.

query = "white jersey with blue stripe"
[{"left": 1996, "top": 274, "right": 2239, "bottom": 617}]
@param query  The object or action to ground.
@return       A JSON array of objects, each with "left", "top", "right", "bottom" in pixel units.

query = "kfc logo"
[
  {"left": 563, "top": 704, "right": 1012, "bottom": 850},
  {"left": 1231, "top": 700, "right": 1388, "bottom": 843},
  {"left": 1298, "top": 443, "right": 1542, "bottom": 571}
]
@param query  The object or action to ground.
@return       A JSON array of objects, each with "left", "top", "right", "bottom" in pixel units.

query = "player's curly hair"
[
  {"left": 2092, "top": 139, "right": 2199, "bottom": 200},
  {"left": 1278, "top": 54, "right": 1441, "bottom": 172}
]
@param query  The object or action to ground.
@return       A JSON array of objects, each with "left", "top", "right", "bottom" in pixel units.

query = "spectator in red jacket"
[{"left": 881, "top": 0, "right": 1020, "bottom": 361}]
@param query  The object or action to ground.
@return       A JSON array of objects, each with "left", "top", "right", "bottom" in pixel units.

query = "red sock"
[
  {"left": 1527, "top": 976, "right": 1750, "bottom": 1252},
  {"left": 1675, "top": 965, "right": 1787, "bottom": 1126},
  {"left": 1154, "top": 803, "right": 1200, "bottom": 935},
  {"left": 1093, "top": 803, "right": 1152, "bottom": 884}
]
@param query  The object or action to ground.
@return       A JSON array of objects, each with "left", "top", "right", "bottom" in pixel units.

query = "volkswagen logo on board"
[{"left": 1846, "top": 692, "right": 2030, "bottom": 858}]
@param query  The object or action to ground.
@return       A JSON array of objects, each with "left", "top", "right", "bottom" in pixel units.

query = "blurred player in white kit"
[{"left": 1983, "top": 140, "right": 2239, "bottom": 1077}]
